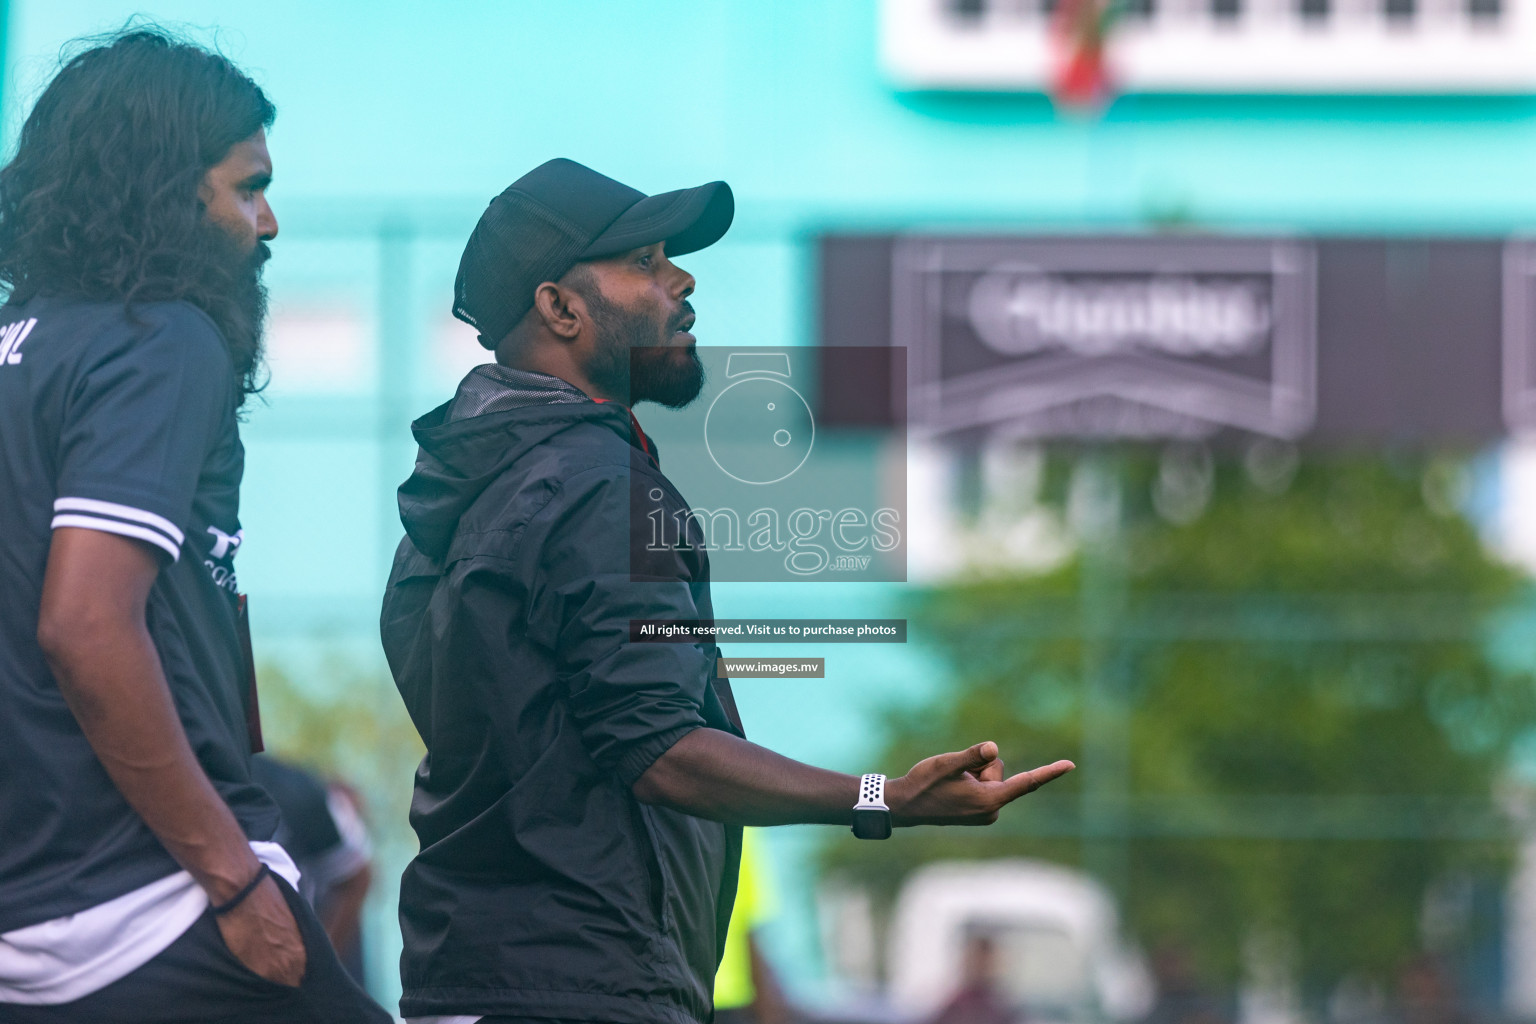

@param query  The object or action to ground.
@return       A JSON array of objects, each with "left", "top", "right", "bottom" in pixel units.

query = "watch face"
[
  {"left": 851, "top": 808, "right": 892, "bottom": 840},
  {"left": 704, "top": 375, "right": 816, "bottom": 486}
]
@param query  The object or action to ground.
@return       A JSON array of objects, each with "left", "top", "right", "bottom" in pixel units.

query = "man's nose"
[
  {"left": 257, "top": 196, "right": 279, "bottom": 242},
  {"left": 671, "top": 264, "right": 694, "bottom": 301}
]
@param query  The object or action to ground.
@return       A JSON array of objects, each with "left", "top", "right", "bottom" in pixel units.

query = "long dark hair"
[{"left": 0, "top": 27, "right": 276, "bottom": 404}]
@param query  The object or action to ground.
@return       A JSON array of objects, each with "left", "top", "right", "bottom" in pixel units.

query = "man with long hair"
[{"left": 0, "top": 28, "right": 388, "bottom": 1023}]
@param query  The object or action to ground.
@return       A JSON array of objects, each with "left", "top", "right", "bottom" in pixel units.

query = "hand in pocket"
[{"left": 215, "top": 875, "right": 308, "bottom": 987}]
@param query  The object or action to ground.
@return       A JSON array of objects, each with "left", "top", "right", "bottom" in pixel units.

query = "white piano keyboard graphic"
[{"left": 882, "top": 0, "right": 1536, "bottom": 92}]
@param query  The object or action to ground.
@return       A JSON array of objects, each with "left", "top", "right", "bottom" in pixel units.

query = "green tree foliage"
[{"left": 826, "top": 451, "right": 1536, "bottom": 1000}]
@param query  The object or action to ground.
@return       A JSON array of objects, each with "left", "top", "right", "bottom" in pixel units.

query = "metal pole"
[
  {"left": 377, "top": 221, "right": 415, "bottom": 587},
  {"left": 1077, "top": 448, "right": 1131, "bottom": 898}
]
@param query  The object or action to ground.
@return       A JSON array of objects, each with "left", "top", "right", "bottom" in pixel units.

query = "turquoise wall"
[{"left": 10, "top": 0, "right": 1536, "bottom": 1012}]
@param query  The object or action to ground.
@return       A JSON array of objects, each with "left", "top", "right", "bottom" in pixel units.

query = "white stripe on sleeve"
[
  {"left": 52, "top": 498, "right": 185, "bottom": 546},
  {"left": 50, "top": 515, "right": 181, "bottom": 561}
]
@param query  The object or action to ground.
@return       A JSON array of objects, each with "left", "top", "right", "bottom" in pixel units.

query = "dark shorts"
[{"left": 0, "top": 875, "right": 392, "bottom": 1024}]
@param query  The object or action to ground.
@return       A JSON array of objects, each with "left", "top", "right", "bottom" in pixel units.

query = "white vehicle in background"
[{"left": 884, "top": 859, "right": 1154, "bottom": 1024}]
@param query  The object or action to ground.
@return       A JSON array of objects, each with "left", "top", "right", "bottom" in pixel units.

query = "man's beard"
[
  {"left": 583, "top": 287, "right": 704, "bottom": 409},
  {"left": 184, "top": 220, "right": 270, "bottom": 398}
]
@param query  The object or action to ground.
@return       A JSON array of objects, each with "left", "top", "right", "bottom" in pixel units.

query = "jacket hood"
[{"left": 397, "top": 397, "right": 633, "bottom": 562}]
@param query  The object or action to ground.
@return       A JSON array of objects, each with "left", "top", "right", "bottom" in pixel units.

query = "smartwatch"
[{"left": 851, "top": 773, "right": 892, "bottom": 840}]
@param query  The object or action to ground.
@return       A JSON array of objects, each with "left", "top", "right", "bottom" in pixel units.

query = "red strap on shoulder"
[{"left": 592, "top": 398, "right": 656, "bottom": 465}]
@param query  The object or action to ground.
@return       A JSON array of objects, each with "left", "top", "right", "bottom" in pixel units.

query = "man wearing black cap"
[{"left": 380, "top": 159, "right": 1074, "bottom": 1024}]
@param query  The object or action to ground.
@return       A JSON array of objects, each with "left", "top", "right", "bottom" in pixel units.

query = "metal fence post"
[{"left": 377, "top": 221, "right": 415, "bottom": 585}]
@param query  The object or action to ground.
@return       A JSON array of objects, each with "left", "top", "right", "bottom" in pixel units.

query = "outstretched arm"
[
  {"left": 632, "top": 727, "right": 1073, "bottom": 827},
  {"left": 531, "top": 469, "right": 1072, "bottom": 827}
]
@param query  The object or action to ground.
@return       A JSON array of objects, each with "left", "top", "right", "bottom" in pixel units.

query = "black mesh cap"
[{"left": 453, "top": 158, "right": 734, "bottom": 349}]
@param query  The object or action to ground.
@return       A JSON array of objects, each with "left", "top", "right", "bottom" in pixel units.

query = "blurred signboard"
[
  {"left": 1504, "top": 241, "right": 1536, "bottom": 431},
  {"left": 893, "top": 237, "right": 1316, "bottom": 439},
  {"left": 881, "top": 0, "right": 1536, "bottom": 94},
  {"left": 819, "top": 236, "right": 1511, "bottom": 444}
]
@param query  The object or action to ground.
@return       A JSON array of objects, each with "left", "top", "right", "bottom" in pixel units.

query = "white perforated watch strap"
[{"left": 854, "top": 773, "right": 888, "bottom": 810}]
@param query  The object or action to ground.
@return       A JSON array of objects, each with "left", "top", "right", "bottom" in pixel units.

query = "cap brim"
[{"left": 579, "top": 181, "right": 734, "bottom": 261}]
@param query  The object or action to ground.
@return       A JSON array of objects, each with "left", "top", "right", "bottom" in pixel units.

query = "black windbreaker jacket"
[{"left": 380, "top": 384, "right": 742, "bottom": 1024}]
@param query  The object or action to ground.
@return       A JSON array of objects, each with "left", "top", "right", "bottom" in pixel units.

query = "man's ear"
[{"left": 532, "top": 281, "right": 583, "bottom": 341}]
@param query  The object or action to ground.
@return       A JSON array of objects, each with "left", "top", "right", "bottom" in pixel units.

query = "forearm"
[
  {"left": 632, "top": 728, "right": 860, "bottom": 826},
  {"left": 42, "top": 618, "right": 260, "bottom": 903},
  {"left": 633, "top": 727, "right": 1077, "bottom": 830}
]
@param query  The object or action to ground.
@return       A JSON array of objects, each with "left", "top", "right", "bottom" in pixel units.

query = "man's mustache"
[{"left": 667, "top": 300, "right": 695, "bottom": 334}]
